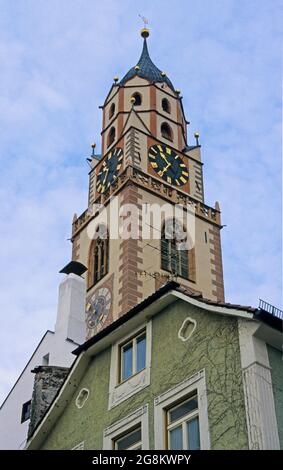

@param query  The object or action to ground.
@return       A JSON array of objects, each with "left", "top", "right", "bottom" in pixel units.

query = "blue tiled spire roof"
[{"left": 120, "top": 37, "right": 175, "bottom": 91}]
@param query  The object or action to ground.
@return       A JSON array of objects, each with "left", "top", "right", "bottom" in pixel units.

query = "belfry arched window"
[
  {"left": 88, "top": 226, "right": 109, "bottom": 288},
  {"left": 109, "top": 102, "right": 115, "bottom": 119},
  {"left": 131, "top": 92, "right": 142, "bottom": 106},
  {"left": 161, "top": 219, "right": 189, "bottom": 279},
  {"left": 161, "top": 122, "right": 173, "bottom": 141},
  {"left": 162, "top": 98, "right": 171, "bottom": 114},
  {"left": 107, "top": 126, "right": 115, "bottom": 147}
]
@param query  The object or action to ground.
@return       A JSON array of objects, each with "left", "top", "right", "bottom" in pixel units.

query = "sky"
[{"left": 0, "top": 0, "right": 282, "bottom": 403}]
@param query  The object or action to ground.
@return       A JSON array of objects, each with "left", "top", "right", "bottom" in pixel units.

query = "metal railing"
[{"left": 259, "top": 299, "right": 283, "bottom": 320}]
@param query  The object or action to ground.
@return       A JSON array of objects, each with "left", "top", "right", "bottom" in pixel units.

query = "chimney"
[{"left": 28, "top": 366, "right": 69, "bottom": 439}]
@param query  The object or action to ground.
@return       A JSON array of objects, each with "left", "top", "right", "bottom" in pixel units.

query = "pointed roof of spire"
[{"left": 119, "top": 30, "right": 175, "bottom": 91}]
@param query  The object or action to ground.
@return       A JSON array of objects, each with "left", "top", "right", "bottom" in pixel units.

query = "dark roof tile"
[{"left": 120, "top": 38, "right": 175, "bottom": 91}]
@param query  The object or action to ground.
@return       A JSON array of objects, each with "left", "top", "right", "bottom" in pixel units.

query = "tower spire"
[{"left": 119, "top": 25, "right": 174, "bottom": 90}]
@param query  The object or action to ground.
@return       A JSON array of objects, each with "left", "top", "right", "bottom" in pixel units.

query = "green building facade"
[{"left": 26, "top": 284, "right": 282, "bottom": 450}]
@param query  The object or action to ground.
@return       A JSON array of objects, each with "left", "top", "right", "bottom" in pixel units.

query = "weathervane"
[{"left": 138, "top": 14, "right": 149, "bottom": 28}]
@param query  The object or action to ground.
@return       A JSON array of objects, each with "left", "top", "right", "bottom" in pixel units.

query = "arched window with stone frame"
[
  {"left": 88, "top": 226, "right": 109, "bottom": 288},
  {"left": 161, "top": 219, "right": 189, "bottom": 280}
]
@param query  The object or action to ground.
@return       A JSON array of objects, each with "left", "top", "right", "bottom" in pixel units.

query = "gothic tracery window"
[
  {"left": 161, "top": 219, "right": 189, "bottom": 279},
  {"left": 88, "top": 226, "right": 109, "bottom": 288}
]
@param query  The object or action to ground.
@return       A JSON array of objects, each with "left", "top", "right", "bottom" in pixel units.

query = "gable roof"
[
  {"left": 73, "top": 281, "right": 257, "bottom": 356},
  {"left": 26, "top": 281, "right": 282, "bottom": 448},
  {"left": 0, "top": 330, "right": 54, "bottom": 409}
]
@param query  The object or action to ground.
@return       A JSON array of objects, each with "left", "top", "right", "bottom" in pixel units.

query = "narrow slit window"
[
  {"left": 109, "top": 102, "right": 115, "bottom": 119},
  {"left": 107, "top": 126, "right": 115, "bottom": 147}
]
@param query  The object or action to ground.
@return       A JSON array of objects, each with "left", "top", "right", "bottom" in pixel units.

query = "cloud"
[{"left": 0, "top": 0, "right": 281, "bottom": 404}]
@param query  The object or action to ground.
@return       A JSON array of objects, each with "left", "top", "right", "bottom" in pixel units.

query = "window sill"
[
  {"left": 108, "top": 322, "right": 152, "bottom": 410},
  {"left": 87, "top": 272, "right": 108, "bottom": 292},
  {"left": 161, "top": 135, "right": 173, "bottom": 142},
  {"left": 109, "top": 368, "right": 150, "bottom": 410},
  {"left": 117, "top": 367, "right": 146, "bottom": 387},
  {"left": 161, "top": 267, "right": 190, "bottom": 282}
]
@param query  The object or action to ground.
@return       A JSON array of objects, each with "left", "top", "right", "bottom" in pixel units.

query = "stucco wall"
[
  {"left": 268, "top": 345, "right": 283, "bottom": 449},
  {"left": 40, "top": 300, "right": 248, "bottom": 450}
]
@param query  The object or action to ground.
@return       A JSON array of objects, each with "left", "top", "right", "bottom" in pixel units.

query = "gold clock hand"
[
  {"left": 160, "top": 162, "right": 171, "bottom": 176},
  {"left": 160, "top": 151, "right": 170, "bottom": 166},
  {"left": 103, "top": 167, "right": 109, "bottom": 184}
]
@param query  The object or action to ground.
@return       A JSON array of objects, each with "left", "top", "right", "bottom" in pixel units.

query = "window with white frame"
[
  {"left": 119, "top": 330, "right": 146, "bottom": 382},
  {"left": 113, "top": 425, "right": 142, "bottom": 450},
  {"left": 103, "top": 405, "right": 149, "bottom": 450},
  {"left": 154, "top": 370, "right": 210, "bottom": 450},
  {"left": 166, "top": 394, "right": 200, "bottom": 450},
  {"left": 108, "top": 322, "right": 152, "bottom": 409}
]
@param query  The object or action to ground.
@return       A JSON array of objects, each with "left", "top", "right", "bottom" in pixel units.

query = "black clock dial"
[
  {"left": 148, "top": 144, "right": 189, "bottom": 186},
  {"left": 96, "top": 148, "right": 123, "bottom": 193}
]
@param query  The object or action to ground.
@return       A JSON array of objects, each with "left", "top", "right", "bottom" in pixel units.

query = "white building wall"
[
  {"left": 238, "top": 319, "right": 280, "bottom": 450},
  {"left": 0, "top": 273, "right": 86, "bottom": 450}
]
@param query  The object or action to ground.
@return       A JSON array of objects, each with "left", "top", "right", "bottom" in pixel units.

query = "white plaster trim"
[
  {"left": 172, "top": 291, "right": 254, "bottom": 319},
  {"left": 75, "top": 388, "right": 89, "bottom": 409},
  {"left": 238, "top": 319, "right": 280, "bottom": 450},
  {"left": 178, "top": 317, "right": 197, "bottom": 342},
  {"left": 154, "top": 369, "right": 210, "bottom": 450},
  {"left": 71, "top": 441, "right": 84, "bottom": 450},
  {"left": 108, "top": 321, "right": 152, "bottom": 410},
  {"left": 103, "top": 404, "right": 149, "bottom": 450}
]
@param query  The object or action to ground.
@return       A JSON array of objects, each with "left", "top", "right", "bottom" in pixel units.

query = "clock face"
[
  {"left": 96, "top": 148, "right": 123, "bottom": 193},
  {"left": 148, "top": 144, "right": 189, "bottom": 186},
  {"left": 86, "top": 287, "right": 112, "bottom": 333}
]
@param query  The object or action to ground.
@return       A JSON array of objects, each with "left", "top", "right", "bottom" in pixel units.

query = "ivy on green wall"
[{"left": 41, "top": 300, "right": 248, "bottom": 450}]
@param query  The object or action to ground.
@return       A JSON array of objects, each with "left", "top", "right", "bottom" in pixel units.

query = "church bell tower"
[{"left": 71, "top": 28, "right": 225, "bottom": 340}]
